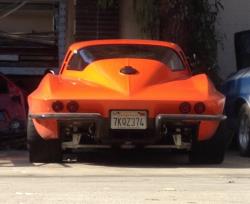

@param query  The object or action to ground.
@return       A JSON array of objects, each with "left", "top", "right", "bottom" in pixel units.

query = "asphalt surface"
[{"left": 0, "top": 149, "right": 250, "bottom": 204}]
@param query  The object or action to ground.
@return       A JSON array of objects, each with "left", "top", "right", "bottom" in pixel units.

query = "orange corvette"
[{"left": 28, "top": 39, "right": 227, "bottom": 163}]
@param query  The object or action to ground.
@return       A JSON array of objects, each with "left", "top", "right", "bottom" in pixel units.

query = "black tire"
[
  {"left": 237, "top": 104, "right": 250, "bottom": 156},
  {"left": 189, "top": 120, "right": 227, "bottom": 164},
  {"left": 27, "top": 118, "right": 62, "bottom": 163}
]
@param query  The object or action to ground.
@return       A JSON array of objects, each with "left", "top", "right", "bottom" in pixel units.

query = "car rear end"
[
  {"left": 29, "top": 93, "right": 225, "bottom": 151},
  {"left": 27, "top": 39, "right": 227, "bottom": 163}
]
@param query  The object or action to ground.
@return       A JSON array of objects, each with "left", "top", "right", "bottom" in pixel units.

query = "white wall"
[{"left": 217, "top": 0, "right": 250, "bottom": 78}]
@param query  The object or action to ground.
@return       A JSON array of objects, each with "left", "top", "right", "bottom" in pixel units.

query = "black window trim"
[{"left": 65, "top": 44, "right": 187, "bottom": 72}]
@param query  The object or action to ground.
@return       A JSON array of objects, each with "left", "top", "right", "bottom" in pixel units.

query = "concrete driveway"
[{"left": 0, "top": 149, "right": 250, "bottom": 204}]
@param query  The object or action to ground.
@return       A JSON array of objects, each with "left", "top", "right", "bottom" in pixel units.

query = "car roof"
[{"left": 68, "top": 39, "right": 182, "bottom": 52}]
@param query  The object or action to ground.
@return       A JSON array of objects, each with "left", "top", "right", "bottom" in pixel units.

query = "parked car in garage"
[
  {"left": 27, "top": 39, "right": 227, "bottom": 163},
  {"left": 221, "top": 30, "right": 250, "bottom": 156},
  {"left": 222, "top": 68, "right": 250, "bottom": 156},
  {"left": 0, "top": 73, "right": 27, "bottom": 136}
]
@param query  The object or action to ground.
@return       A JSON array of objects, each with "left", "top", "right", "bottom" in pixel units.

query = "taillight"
[
  {"left": 194, "top": 102, "right": 206, "bottom": 114},
  {"left": 52, "top": 101, "right": 64, "bottom": 112},
  {"left": 67, "top": 101, "right": 79, "bottom": 112},
  {"left": 179, "top": 102, "right": 191, "bottom": 114}
]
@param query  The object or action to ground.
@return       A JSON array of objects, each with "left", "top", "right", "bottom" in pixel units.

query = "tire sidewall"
[
  {"left": 189, "top": 120, "right": 227, "bottom": 164},
  {"left": 237, "top": 104, "right": 250, "bottom": 156}
]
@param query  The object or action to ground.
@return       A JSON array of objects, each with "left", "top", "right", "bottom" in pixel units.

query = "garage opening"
[{"left": 0, "top": 0, "right": 66, "bottom": 92}]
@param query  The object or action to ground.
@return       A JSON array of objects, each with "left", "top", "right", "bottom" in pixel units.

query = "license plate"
[{"left": 111, "top": 110, "right": 147, "bottom": 129}]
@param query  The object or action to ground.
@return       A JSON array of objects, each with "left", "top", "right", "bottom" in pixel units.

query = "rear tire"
[
  {"left": 27, "top": 118, "right": 62, "bottom": 163},
  {"left": 237, "top": 104, "right": 250, "bottom": 156},
  {"left": 189, "top": 121, "right": 227, "bottom": 164}
]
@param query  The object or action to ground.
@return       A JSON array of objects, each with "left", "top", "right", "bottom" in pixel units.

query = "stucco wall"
[
  {"left": 119, "top": 0, "right": 142, "bottom": 39},
  {"left": 217, "top": 0, "right": 250, "bottom": 78}
]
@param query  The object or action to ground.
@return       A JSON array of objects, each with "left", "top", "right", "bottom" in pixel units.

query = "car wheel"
[
  {"left": 237, "top": 104, "right": 250, "bottom": 156},
  {"left": 189, "top": 121, "right": 227, "bottom": 164},
  {"left": 27, "top": 118, "right": 62, "bottom": 163}
]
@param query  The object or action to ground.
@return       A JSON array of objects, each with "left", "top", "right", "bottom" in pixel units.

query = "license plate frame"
[{"left": 110, "top": 110, "right": 147, "bottom": 130}]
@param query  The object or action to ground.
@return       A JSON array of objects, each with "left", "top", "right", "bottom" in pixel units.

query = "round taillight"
[
  {"left": 194, "top": 102, "right": 206, "bottom": 114},
  {"left": 179, "top": 102, "right": 191, "bottom": 114},
  {"left": 67, "top": 101, "right": 79, "bottom": 112},
  {"left": 52, "top": 101, "right": 64, "bottom": 112}
]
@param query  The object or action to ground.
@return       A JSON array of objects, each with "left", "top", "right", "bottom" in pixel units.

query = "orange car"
[{"left": 28, "top": 39, "right": 227, "bottom": 163}]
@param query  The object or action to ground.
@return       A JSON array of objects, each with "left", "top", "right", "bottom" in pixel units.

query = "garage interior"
[
  {"left": 0, "top": 0, "right": 62, "bottom": 92},
  {"left": 0, "top": 0, "right": 120, "bottom": 93}
]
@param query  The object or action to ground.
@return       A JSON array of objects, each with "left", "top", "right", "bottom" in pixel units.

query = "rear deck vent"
[{"left": 120, "top": 66, "right": 138, "bottom": 75}]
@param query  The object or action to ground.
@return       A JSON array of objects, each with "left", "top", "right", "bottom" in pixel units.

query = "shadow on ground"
[
  {"left": 64, "top": 148, "right": 250, "bottom": 169},
  {"left": 0, "top": 149, "right": 249, "bottom": 169}
]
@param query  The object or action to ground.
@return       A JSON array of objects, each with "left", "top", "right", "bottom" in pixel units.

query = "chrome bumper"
[
  {"left": 29, "top": 113, "right": 102, "bottom": 119},
  {"left": 29, "top": 113, "right": 226, "bottom": 121},
  {"left": 156, "top": 114, "right": 227, "bottom": 121},
  {"left": 29, "top": 112, "right": 226, "bottom": 147}
]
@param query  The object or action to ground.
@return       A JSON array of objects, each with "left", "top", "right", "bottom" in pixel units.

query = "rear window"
[
  {"left": 66, "top": 44, "right": 185, "bottom": 71},
  {"left": 67, "top": 52, "right": 86, "bottom": 71}
]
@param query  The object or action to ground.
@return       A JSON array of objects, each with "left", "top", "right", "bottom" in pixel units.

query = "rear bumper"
[
  {"left": 29, "top": 113, "right": 226, "bottom": 121},
  {"left": 29, "top": 113, "right": 226, "bottom": 147},
  {"left": 29, "top": 113, "right": 102, "bottom": 119},
  {"left": 156, "top": 114, "right": 226, "bottom": 121}
]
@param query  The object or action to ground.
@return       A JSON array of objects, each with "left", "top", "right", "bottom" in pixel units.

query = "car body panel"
[
  {"left": 28, "top": 39, "right": 225, "bottom": 147},
  {"left": 221, "top": 67, "right": 250, "bottom": 126}
]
